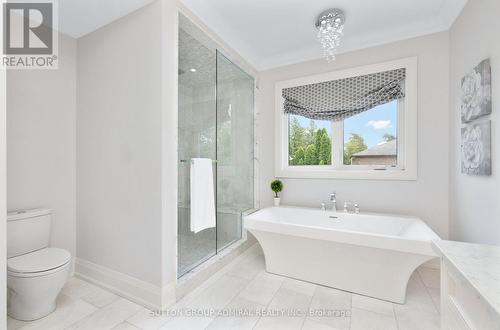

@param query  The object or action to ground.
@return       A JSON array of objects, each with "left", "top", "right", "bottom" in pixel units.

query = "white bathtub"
[{"left": 244, "top": 206, "right": 440, "bottom": 303}]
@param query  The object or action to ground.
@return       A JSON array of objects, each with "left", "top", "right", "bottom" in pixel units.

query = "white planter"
[{"left": 273, "top": 197, "right": 281, "bottom": 206}]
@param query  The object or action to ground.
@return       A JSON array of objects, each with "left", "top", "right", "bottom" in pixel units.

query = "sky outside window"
[{"left": 344, "top": 100, "right": 397, "bottom": 148}]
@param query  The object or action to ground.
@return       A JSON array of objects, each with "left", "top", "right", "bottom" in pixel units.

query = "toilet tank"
[{"left": 7, "top": 209, "right": 52, "bottom": 258}]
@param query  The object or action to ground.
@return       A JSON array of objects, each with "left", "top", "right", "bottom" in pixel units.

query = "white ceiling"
[
  {"left": 180, "top": 0, "right": 467, "bottom": 70},
  {"left": 58, "top": 0, "right": 467, "bottom": 70},
  {"left": 59, "top": 0, "right": 155, "bottom": 38}
]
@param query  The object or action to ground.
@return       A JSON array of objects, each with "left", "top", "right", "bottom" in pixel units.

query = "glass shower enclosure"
[{"left": 178, "top": 15, "right": 255, "bottom": 277}]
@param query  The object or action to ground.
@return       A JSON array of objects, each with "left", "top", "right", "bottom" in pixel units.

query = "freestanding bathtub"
[{"left": 244, "top": 206, "right": 440, "bottom": 303}]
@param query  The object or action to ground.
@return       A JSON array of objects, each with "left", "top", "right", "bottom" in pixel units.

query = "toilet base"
[
  {"left": 7, "top": 262, "right": 70, "bottom": 321},
  {"left": 8, "top": 295, "right": 57, "bottom": 321}
]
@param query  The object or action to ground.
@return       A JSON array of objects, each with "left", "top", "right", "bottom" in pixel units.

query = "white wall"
[
  {"left": 0, "top": 20, "right": 7, "bottom": 328},
  {"left": 7, "top": 34, "right": 77, "bottom": 256},
  {"left": 160, "top": 0, "right": 178, "bottom": 295},
  {"left": 77, "top": 2, "right": 164, "bottom": 286},
  {"left": 257, "top": 32, "right": 450, "bottom": 237},
  {"left": 449, "top": 0, "right": 500, "bottom": 244}
]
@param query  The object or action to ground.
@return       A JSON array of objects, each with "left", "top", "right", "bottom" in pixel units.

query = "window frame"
[{"left": 275, "top": 57, "right": 417, "bottom": 180}]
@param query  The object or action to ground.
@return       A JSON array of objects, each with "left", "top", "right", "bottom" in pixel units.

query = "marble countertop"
[{"left": 432, "top": 239, "right": 500, "bottom": 315}]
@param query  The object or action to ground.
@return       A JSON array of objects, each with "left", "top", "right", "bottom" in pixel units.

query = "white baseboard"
[
  {"left": 162, "top": 282, "right": 176, "bottom": 309},
  {"left": 69, "top": 257, "right": 76, "bottom": 277},
  {"left": 75, "top": 258, "right": 175, "bottom": 310}
]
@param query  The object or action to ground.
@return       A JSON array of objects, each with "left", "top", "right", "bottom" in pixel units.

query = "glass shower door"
[
  {"left": 177, "top": 26, "right": 217, "bottom": 277},
  {"left": 216, "top": 51, "right": 254, "bottom": 252},
  {"left": 177, "top": 15, "right": 255, "bottom": 278}
]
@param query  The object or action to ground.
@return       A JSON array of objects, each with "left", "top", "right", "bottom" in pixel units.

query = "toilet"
[{"left": 7, "top": 209, "right": 71, "bottom": 321}]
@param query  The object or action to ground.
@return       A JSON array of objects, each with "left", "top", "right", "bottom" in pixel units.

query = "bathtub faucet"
[
  {"left": 343, "top": 201, "right": 360, "bottom": 214},
  {"left": 329, "top": 193, "right": 337, "bottom": 212}
]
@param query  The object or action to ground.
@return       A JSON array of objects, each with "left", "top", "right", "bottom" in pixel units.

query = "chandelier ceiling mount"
[{"left": 315, "top": 8, "right": 346, "bottom": 62}]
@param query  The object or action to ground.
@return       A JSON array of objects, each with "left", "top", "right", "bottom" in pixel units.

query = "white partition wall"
[
  {"left": 76, "top": 0, "right": 178, "bottom": 308},
  {"left": 160, "top": 0, "right": 179, "bottom": 306}
]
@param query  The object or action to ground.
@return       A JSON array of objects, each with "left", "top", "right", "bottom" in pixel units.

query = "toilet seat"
[{"left": 8, "top": 248, "right": 71, "bottom": 278}]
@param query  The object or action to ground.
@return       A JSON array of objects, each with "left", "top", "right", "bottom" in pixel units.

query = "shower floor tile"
[
  {"left": 177, "top": 233, "right": 240, "bottom": 276},
  {"left": 178, "top": 233, "right": 217, "bottom": 276}
]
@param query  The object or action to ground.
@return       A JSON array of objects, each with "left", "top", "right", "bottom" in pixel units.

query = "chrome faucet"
[
  {"left": 330, "top": 192, "right": 337, "bottom": 212},
  {"left": 343, "top": 201, "right": 360, "bottom": 214}
]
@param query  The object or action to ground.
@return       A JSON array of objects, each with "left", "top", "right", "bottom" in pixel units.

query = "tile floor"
[{"left": 7, "top": 244, "right": 441, "bottom": 330}]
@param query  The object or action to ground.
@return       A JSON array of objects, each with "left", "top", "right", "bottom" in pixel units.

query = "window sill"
[{"left": 275, "top": 167, "right": 417, "bottom": 181}]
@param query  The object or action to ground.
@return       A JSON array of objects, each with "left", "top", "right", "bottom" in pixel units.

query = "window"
[
  {"left": 275, "top": 58, "right": 417, "bottom": 180},
  {"left": 288, "top": 115, "right": 332, "bottom": 166},
  {"left": 343, "top": 100, "right": 399, "bottom": 167}
]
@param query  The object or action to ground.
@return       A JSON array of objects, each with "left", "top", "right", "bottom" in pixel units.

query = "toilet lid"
[{"left": 8, "top": 248, "right": 71, "bottom": 273}]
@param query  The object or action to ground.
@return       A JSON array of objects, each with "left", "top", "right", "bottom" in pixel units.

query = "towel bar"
[{"left": 179, "top": 159, "right": 217, "bottom": 164}]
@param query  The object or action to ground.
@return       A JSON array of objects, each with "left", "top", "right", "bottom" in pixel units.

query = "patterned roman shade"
[{"left": 282, "top": 68, "right": 406, "bottom": 121}]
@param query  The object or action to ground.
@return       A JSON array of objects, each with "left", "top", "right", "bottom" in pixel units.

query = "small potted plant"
[{"left": 270, "top": 179, "right": 283, "bottom": 206}]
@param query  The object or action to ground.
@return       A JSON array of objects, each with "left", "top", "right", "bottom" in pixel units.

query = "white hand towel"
[{"left": 190, "top": 158, "right": 216, "bottom": 233}]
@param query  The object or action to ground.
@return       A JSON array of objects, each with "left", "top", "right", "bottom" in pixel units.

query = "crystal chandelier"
[{"left": 315, "top": 9, "right": 345, "bottom": 62}]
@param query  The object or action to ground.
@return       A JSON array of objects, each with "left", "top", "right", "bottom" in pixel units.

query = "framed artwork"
[
  {"left": 461, "top": 59, "right": 492, "bottom": 123},
  {"left": 462, "top": 120, "right": 491, "bottom": 176}
]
